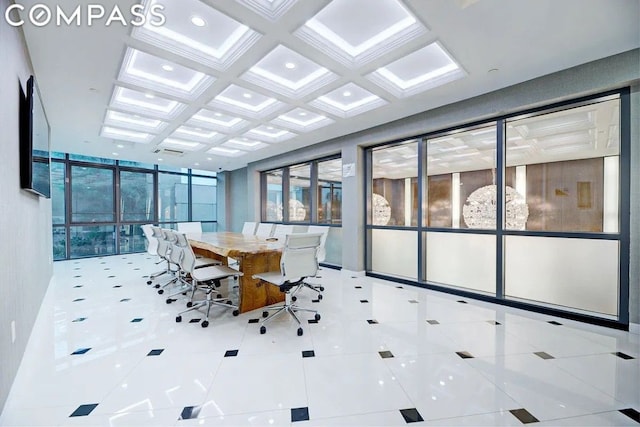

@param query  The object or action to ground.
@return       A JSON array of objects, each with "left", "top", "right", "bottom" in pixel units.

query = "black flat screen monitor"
[{"left": 20, "top": 75, "right": 51, "bottom": 198}]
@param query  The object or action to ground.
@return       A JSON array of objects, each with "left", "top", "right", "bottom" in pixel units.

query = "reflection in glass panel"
[
  {"left": 426, "top": 125, "right": 497, "bottom": 229},
  {"left": 158, "top": 164, "right": 189, "bottom": 173},
  {"left": 289, "top": 164, "right": 310, "bottom": 222},
  {"left": 69, "top": 225, "right": 115, "bottom": 258},
  {"left": 265, "top": 169, "right": 283, "bottom": 222},
  {"left": 505, "top": 97, "right": 620, "bottom": 232},
  {"left": 192, "top": 169, "right": 217, "bottom": 177},
  {"left": 119, "top": 160, "right": 155, "bottom": 169},
  {"left": 318, "top": 158, "right": 342, "bottom": 224},
  {"left": 158, "top": 173, "right": 188, "bottom": 222},
  {"left": 202, "top": 222, "right": 218, "bottom": 232},
  {"left": 371, "top": 229, "right": 418, "bottom": 279},
  {"left": 71, "top": 166, "right": 114, "bottom": 223},
  {"left": 371, "top": 141, "right": 418, "bottom": 226},
  {"left": 51, "top": 151, "right": 65, "bottom": 159},
  {"left": 120, "top": 171, "right": 154, "bottom": 222},
  {"left": 192, "top": 176, "right": 217, "bottom": 221},
  {"left": 51, "top": 161, "right": 65, "bottom": 224},
  {"left": 324, "top": 226, "right": 342, "bottom": 265},
  {"left": 52, "top": 226, "right": 66, "bottom": 260},
  {"left": 119, "top": 224, "right": 146, "bottom": 254},
  {"left": 69, "top": 154, "right": 115, "bottom": 164}
]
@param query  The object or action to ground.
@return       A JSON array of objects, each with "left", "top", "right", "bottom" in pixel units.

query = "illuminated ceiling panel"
[{"left": 310, "top": 82, "right": 387, "bottom": 118}]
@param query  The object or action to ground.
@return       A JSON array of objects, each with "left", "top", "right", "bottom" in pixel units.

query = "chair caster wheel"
[
  {"left": 166, "top": 298, "right": 173, "bottom": 304},
  {"left": 318, "top": 294, "right": 323, "bottom": 300},
  {"left": 314, "top": 313, "right": 321, "bottom": 321},
  {"left": 201, "top": 321, "right": 209, "bottom": 328},
  {"left": 154, "top": 284, "right": 160, "bottom": 288},
  {"left": 226, "top": 300, "right": 232, "bottom": 305},
  {"left": 146, "top": 280, "right": 152, "bottom": 285},
  {"left": 297, "top": 327, "right": 303, "bottom": 336},
  {"left": 292, "top": 296, "right": 297, "bottom": 302},
  {"left": 176, "top": 316, "right": 182, "bottom": 323},
  {"left": 232, "top": 310, "right": 239, "bottom": 316},
  {"left": 262, "top": 311, "right": 269, "bottom": 318},
  {"left": 319, "top": 287, "right": 325, "bottom": 291},
  {"left": 158, "top": 289, "right": 164, "bottom": 295},
  {"left": 186, "top": 301, "right": 193, "bottom": 308},
  {"left": 182, "top": 292, "right": 187, "bottom": 295},
  {"left": 260, "top": 326, "right": 266, "bottom": 334},
  {"left": 216, "top": 294, "right": 222, "bottom": 299}
]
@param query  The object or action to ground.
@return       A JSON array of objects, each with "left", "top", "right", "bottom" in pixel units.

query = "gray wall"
[
  {"left": 228, "top": 49, "right": 639, "bottom": 324},
  {"left": 0, "top": 0, "right": 54, "bottom": 411},
  {"left": 219, "top": 167, "right": 248, "bottom": 233}
]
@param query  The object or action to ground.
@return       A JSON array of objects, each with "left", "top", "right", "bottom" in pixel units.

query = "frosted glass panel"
[
  {"left": 426, "top": 232, "right": 495, "bottom": 294},
  {"left": 371, "top": 229, "right": 417, "bottom": 279},
  {"left": 325, "top": 227, "right": 342, "bottom": 266},
  {"left": 505, "top": 236, "right": 619, "bottom": 316}
]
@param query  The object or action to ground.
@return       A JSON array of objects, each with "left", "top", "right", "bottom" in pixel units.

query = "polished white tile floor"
[{"left": 1, "top": 253, "right": 639, "bottom": 426}]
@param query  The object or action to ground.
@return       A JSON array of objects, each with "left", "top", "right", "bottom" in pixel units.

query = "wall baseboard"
[
  {"left": 340, "top": 269, "right": 365, "bottom": 278},
  {"left": 630, "top": 323, "right": 640, "bottom": 335}
]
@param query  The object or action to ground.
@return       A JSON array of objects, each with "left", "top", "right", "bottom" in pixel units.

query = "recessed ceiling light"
[
  {"left": 145, "top": 93, "right": 155, "bottom": 99},
  {"left": 299, "top": 112, "right": 307, "bottom": 116},
  {"left": 207, "top": 157, "right": 212, "bottom": 161},
  {"left": 243, "top": 93, "right": 252, "bottom": 99},
  {"left": 117, "top": 144, "right": 124, "bottom": 148},
  {"left": 158, "top": 158, "right": 163, "bottom": 161},
  {"left": 194, "top": 163, "right": 200, "bottom": 166},
  {"left": 162, "top": 65, "right": 174, "bottom": 72},
  {"left": 267, "top": 126, "right": 274, "bottom": 130},
  {"left": 343, "top": 90, "right": 352, "bottom": 97},
  {"left": 191, "top": 16, "right": 206, "bottom": 27},
  {"left": 112, "top": 152, "right": 119, "bottom": 156},
  {"left": 214, "top": 113, "right": 222, "bottom": 117},
  {"left": 285, "top": 62, "right": 296, "bottom": 69}
]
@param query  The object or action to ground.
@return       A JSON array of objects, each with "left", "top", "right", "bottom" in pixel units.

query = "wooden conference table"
[{"left": 187, "top": 232, "right": 285, "bottom": 313}]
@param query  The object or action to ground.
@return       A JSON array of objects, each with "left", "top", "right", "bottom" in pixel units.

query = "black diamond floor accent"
[
  {"left": 189, "top": 319, "right": 201, "bottom": 323},
  {"left": 120, "top": 298, "right": 131, "bottom": 302},
  {"left": 350, "top": 276, "right": 357, "bottom": 279},
  {"left": 73, "top": 298, "right": 85, "bottom": 302},
  {"left": 291, "top": 407, "right": 309, "bottom": 422},
  {"left": 147, "top": 349, "right": 164, "bottom": 356},
  {"left": 355, "top": 286, "right": 362, "bottom": 289},
  {"left": 427, "top": 319, "right": 440, "bottom": 325},
  {"left": 131, "top": 318, "right": 143, "bottom": 323},
  {"left": 224, "top": 350, "right": 239, "bottom": 357},
  {"left": 620, "top": 408, "right": 640, "bottom": 423},
  {"left": 399, "top": 408, "right": 424, "bottom": 423},
  {"left": 396, "top": 286, "right": 404, "bottom": 289},
  {"left": 69, "top": 403, "right": 98, "bottom": 417},
  {"left": 367, "top": 319, "right": 378, "bottom": 324},
  {"left": 248, "top": 318, "right": 259, "bottom": 324},
  {"left": 360, "top": 299, "right": 369, "bottom": 303},
  {"left": 613, "top": 352, "right": 635, "bottom": 360},
  {"left": 534, "top": 351, "right": 555, "bottom": 360},
  {"left": 73, "top": 275, "right": 81, "bottom": 278},
  {"left": 71, "top": 348, "right": 91, "bottom": 355},
  {"left": 308, "top": 319, "right": 318, "bottom": 324},
  {"left": 302, "top": 350, "right": 315, "bottom": 358},
  {"left": 113, "top": 285, "right": 122, "bottom": 288},
  {"left": 509, "top": 408, "right": 539, "bottom": 424},
  {"left": 100, "top": 262, "right": 106, "bottom": 264},
  {"left": 548, "top": 320, "right": 562, "bottom": 325},
  {"left": 108, "top": 275, "right": 116, "bottom": 278},
  {"left": 379, "top": 351, "right": 394, "bottom": 359},
  {"left": 487, "top": 320, "right": 501, "bottom": 325},
  {"left": 179, "top": 406, "right": 201, "bottom": 420},
  {"left": 312, "top": 299, "right": 320, "bottom": 303},
  {"left": 456, "top": 351, "right": 474, "bottom": 359},
  {"left": 408, "top": 300, "right": 419, "bottom": 304},
  {"left": 134, "top": 268, "right": 140, "bottom": 270},
  {"left": 73, "top": 268, "right": 80, "bottom": 270},
  {"left": 127, "top": 262, "right": 133, "bottom": 264},
  {"left": 104, "top": 268, "right": 110, "bottom": 270},
  {"left": 73, "top": 285, "right": 83, "bottom": 288},
  {"left": 457, "top": 300, "right": 467, "bottom": 304},
  {"left": 72, "top": 317, "right": 87, "bottom": 322}
]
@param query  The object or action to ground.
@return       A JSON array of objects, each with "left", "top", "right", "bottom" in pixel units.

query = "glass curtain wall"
[
  {"left": 366, "top": 92, "right": 627, "bottom": 322},
  {"left": 51, "top": 154, "right": 218, "bottom": 260},
  {"left": 260, "top": 156, "right": 342, "bottom": 265}
]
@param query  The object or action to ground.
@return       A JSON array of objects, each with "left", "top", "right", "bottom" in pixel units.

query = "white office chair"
[
  {"left": 174, "top": 232, "right": 242, "bottom": 328},
  {"left": 177, "top": 222, "right": 202, "bottom": 233},
  {"left": 296, "top": 225, "right": 329, "bottom": 299},
  {"left": 241, "top": 221, "right": 257, "bottom": 235},
  {"left": 255, "top": 223, "right": 274, "bottom": 238},
  {"left": 147, "top": 226, "right": 178, "bottom": 287},
  {"left": 272, "top": 224, "right": 294, "bottom": 241},
  {"left": 141, "top": 224, "right": 164, "bottom": 284},
  {"left": 253, "top": 233, "right": 323, "bottom": 336}
]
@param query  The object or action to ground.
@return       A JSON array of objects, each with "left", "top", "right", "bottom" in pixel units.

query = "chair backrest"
[
  {"left": 151, "top": 226, "right": 170, "bottom": 259},
  {"left": 174, "top": 232, "right": 196, "bottom": 274},
  {"left": 272, "top": 224, "right": 294, "bottom": 240},
  {"left": 307, "top": 225, "right": 329, "bottom": 262},
  {"left": 280, "top": 233, "right": 322, "bottom": 281},
  {"left": 164, "top": 229, "right": 183, "bottom": 266},
  {"left": 241, "top": 221, "right": 257, "bottom": 235},
  {"left": 177, "top": 222, "right": 202, "bottom": 233},
  {"left": 141, "top": 224, "right": 158, "bottom": 256},
  {"left": 255, "top": 223, "right": 274, "bottom": 238}
]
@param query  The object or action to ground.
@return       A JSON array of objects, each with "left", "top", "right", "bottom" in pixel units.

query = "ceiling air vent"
[{"left": 152, "top": 148, "right": 184, "bottom": 157}]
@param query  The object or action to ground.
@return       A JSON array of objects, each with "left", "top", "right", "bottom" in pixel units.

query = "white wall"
[{"left": 0, "top": 0, "right": 53, "bottom": 410}]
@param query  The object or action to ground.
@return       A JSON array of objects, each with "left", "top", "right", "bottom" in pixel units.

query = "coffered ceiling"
[{"left": 17, "top": 0, "right": 640, "bottom": 172}]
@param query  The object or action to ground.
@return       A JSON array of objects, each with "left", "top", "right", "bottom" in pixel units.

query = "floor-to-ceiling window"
[
  {"left": 366, "top": 90, "right": 629, "bottom": 325},
  {"left": 50, "top": 154, "right": 218, "bottom": 260},
  {"left": 260, "top": 156, "right": 342, "bottom": 266}
]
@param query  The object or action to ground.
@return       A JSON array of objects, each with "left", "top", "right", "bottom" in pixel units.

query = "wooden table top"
[{"left": 187, "top": 231, "right": 284, "bottom": 258}]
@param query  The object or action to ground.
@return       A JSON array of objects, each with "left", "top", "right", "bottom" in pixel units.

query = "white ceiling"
[{"left": 18, "top": 0, "right": 640, "bottom": 172}]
